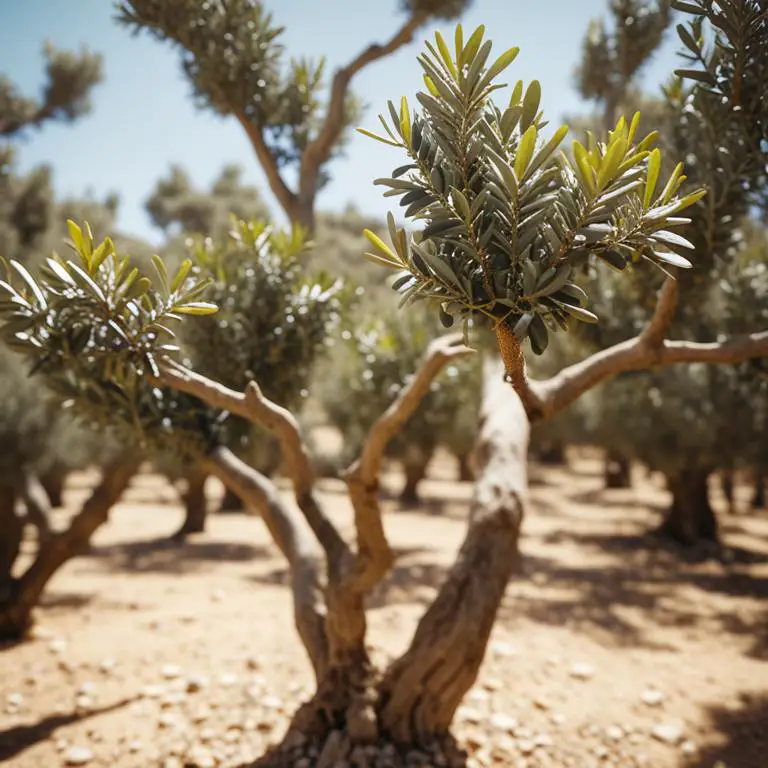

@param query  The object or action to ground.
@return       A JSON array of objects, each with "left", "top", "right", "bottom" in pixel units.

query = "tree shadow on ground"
[
  {"left": 503, "top": 527, "right": 768, "bottom": 656},
  {"left": 0, "top": 698, "right": 134, "bottom": 762},
  {"left": 87, "top": 538, "right": 272, "bottom": 574},
  {"left": 686, "top": 692, "right": 768, "bottom": 768}
]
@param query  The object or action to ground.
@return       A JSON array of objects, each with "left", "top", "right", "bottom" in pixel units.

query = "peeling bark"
[{"left": 0, "top": 461, "right": 137, "bottom": 640}]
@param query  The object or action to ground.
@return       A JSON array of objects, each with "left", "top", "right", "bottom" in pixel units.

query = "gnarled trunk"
[
  {"left": 171, "top": 466, "right": 208, "bottom": 540},
  {"left": 0, "top": 462, "right": 137, "bottom": 640},
  {"left": 657, "top": 468, "right": 718, "bottom": 546},
  {"left": 605, "top": 450, "right": 632, "bottom": 488},
  {"left": 254, "top": 360, "right": 529, "bottom": 765}
]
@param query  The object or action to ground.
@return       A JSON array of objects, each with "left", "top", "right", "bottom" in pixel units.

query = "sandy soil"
[{"left": 1, "top": 453, "right": 766, "bottom": 768}]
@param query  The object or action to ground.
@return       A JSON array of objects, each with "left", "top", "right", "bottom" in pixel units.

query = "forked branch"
[
  {"left": 342, "top": 332, "right": 474, "bottom": 594},
  {"left": 529, "top": 278, "right": 768, "bottom": 420},
  {"left": 299, "top": 12, "right": 428, "bottom": 202},
  {"left": 157, "top": 361, "right": 348, "bottom": 567}
]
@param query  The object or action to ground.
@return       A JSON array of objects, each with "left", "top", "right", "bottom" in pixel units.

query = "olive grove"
[{"left": 0, "top": 0, "right": 767, "bottom": 765}]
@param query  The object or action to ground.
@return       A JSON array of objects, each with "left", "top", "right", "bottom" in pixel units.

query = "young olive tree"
[{"left": 1, "top": 10, "right": 767, "bottom": 767}]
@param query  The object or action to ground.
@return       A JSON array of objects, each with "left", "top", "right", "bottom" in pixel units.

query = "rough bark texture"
[
  {"left": 172, "top": 467, "right": 209, "bottom": 539},
  {"left": 0, "top": 461, "right": 137, "bottom": 640},
  {"left": 657, "top": 469, "right": 718, "bottom": 546},
  {"left": 378, "top": 359, "right": 528, "bottom": 743},
  {"left": 605, "top": 451, "right": 632, "bottom": 489}
]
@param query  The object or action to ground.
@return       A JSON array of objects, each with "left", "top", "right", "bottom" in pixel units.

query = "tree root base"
[{"left": 253, "top": 729, "right": 468, "bottom": 768}]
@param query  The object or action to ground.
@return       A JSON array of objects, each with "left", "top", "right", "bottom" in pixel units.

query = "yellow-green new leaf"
[
  {"left": 644, "top": 149, "right": 661, "bottom": 209},
  {"left": 356, "top": 127, "right": 401, "bottom": 147},
  {"left": 399, "top": 96, "right": 411, "bottom": 145},
  {"left": 514, "top": 125, "right": 538, "bottom": 179},
  {"left": 175, "top": 302, "right": 219, "bottom": 316},
  {"left": 364, "top": 228, "right": 399, "bottom": 264},
  {"left": 434, "top": 31, "right": 457, "bottom": 78}
]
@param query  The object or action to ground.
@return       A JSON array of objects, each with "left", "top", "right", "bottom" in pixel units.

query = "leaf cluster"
[{"left": 359, "top": 25, "right": 704, "bottom": 355}]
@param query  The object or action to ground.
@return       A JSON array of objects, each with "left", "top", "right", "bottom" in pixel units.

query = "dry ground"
[{"left": 1, "top": 452, "right": 766, "bottom": 768}]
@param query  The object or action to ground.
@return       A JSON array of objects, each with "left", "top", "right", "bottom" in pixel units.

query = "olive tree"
[
  {"left": 2, "top": 8, "right": 767, "bottom": 762},
  {"left": 116, "top": 0, "right": 473, "bottom": 233}
]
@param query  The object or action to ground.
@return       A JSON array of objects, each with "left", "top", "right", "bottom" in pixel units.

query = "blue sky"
[{"left": 0, "top": 0, "right": 681, "bottom": 245}]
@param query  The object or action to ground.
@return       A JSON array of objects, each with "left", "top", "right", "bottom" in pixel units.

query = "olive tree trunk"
[
  {"left": 605, "top": 449, "right": 632, "bottom": 488},
  {"left": 399, "top": 446, "right": 431, "bottom": 506},
  {"left": 171, "top": 466, "right": 209, "bottom": 540},
  {"left": 0, "top": 462, "right": 137, "bottom": 640},
  {"left": 0, "top": 485, "right": 22, "bottom": 602},
  {"left": 40, "top": 464, "right": 68, "bottom": 508},
  {"left": 657, "top": 468, "right": 718, "bottom": 545},
  {"left": 753, "top": 466, "right": 766, "bottom": 510}
]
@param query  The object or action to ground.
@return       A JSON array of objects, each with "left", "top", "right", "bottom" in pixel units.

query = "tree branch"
[
  {"left": 234, "top": 113, "right": 299, "bottom": 222},
  {"left": 639, "top": 276, "right": 679, "bottom": 347},
  {"left": 202, "top": 447, "right": 329, "bottom": 678},
  {"left": 342, "top": 332, "right": 473, "bottom": 594},
  {"left": 534, "top": 329, "right": 768, "bottom": 420},
  {"left": 157, "top": 361, "right": 348, "bottom": 568},
  {"left": 298, "top": 12, "right": 428, "bottom": 204}
]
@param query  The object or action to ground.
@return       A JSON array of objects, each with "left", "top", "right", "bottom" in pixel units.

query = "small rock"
[
  {"left": 534, "top": 732, "right": 553, "bottom": 748},
  {"left": 64, "top": 746, "right": 94, "bottom": 765},
  {"left": 569, "top": 662, "right": 595, "bottom": 680},
  {"left": 594, "top": 744, "right": 609, "bottom": 759},
  {"left": 218, "top": 672, "right": 238, "bottom": 687},
  {"left": 640, "top": 688, "right": 665, "bottom": 707},
  {"left": 606, "top": 725, "right": 624, "bottom": 742},
  {"left": 262, "top": 694, "right": 283, "bottom": 710},
  {"left": 680, "top": 740, "right": 697, "bottom": 755},
  {"left": 245, "top": 656, "right": 260, "bottom": 671},
  {"left": 48, "top": 638, "right": 67, "bottom": 655},
  {"left": 517, "top": 739, "right": 535, "bottom": 755},
  {"left": 533, "top": 697, "right": 549, "bottom": 711},
  {"left": 489, "top": 641, "right": 517, "bottom": 657},
  {"left": 551, "top": 713, "right": 566, "bottom": 726},
  {"left": 187, "top": 746, "right": 216, "bottom": 767},
  {"left": 651, "top": 721, "right": 685, "bottom": 745},
  {"left": 98, "top": 659, "right": 116, "bottom": 674},
  {"left": 6, "top": 692, "right": 23, "bottom": 709},
  {"left": 55, "top": 737, "right": 69, "bottom": 752},
  {"left": 186, "top": 675, "right": 208, "bottom": 693},
  {"left": 29, "top": 625, "right": 52, "bottom": 640},
  {"left": 75, "top": 695, "right": 94, "bottom": 711},
  {"left": 78, "top": 682, "right": 97, "bottom": 696},
  {"left": 161, "top": 664, "right": 182, "bottom": 680},
  {"left": 211, "top": 589, "right": 226, "bottom": 602},
  {"left": 468, "top": 688, "right": 490, "bottom": 703},
  {"left": 483, "top": 678, "right": 503, "bottom": 691},
  {"left": 457, "top": 706, "right": 484, "bottom": 724},
  {"left": 128, "top": 740, "right": 142, "bottom": 753},
  {"left": 490, "top": 713, "right": 518, "bottom": 732},
  {"left": 141, "top": 684, "right": 165, "bottom": 699}
]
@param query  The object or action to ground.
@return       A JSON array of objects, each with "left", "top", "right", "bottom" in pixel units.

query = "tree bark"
[
  {"left": 378, "top": 359, "right": 528, "bottom": 743},
  {"left": 40, "top": 464, "right": 68, "bottom": 508},
  {"left": 0, "top": 461, "right": 137, "bottom": 640},
  {"left": 657, "top": 468, "right": 718, "bottom": 546},
  {"left": 0, "top": 485, "right": 21, "bottom": 599},
  {"left": 721, "top": 469, "right": 736, "bottom": 514},
  {"left": 17, "top": 472, "right": 52, "bottom": 542},
  {"left": 456, "top": 452, "right": 474, "bottom": 482},
  {"left": 219, "top": 486, "right": 244, "bottom": 512},
  {"left": 399, "top": 449, "right": 430, "bottom": 506},
  {"left": 753, "top": 467, "right": 766, "bottom": 510},
  {"left": 171, "top": 466, "right": 208, "bottom": 540},
  {"left": 605, "top": 450, "right": 632, "bottom": 489}
]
